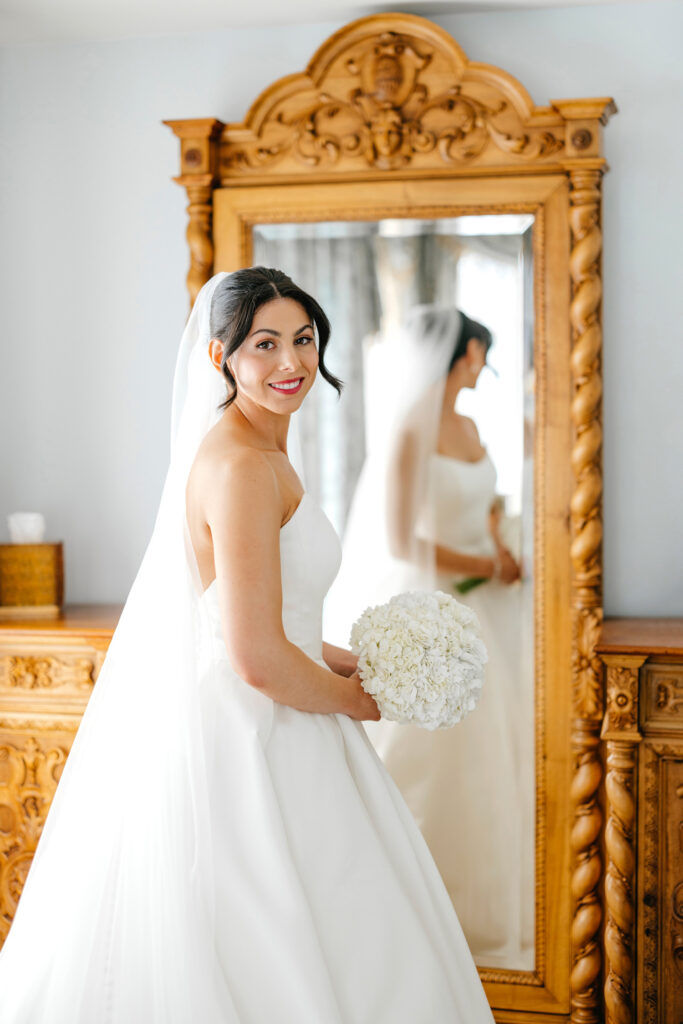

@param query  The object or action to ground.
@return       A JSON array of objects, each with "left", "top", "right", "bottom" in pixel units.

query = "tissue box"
[{"left": 0, "top": 542, "right": 64, "bottom": 618}]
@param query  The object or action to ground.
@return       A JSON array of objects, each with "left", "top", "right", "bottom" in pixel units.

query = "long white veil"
[
  {"left": 0, "top": 272, "right": 251, "bottom": 1022},
  {"left": 325, "top": 303, "right": 536, "bottom": 970},
  {"left": 323, "top": 305, "right": 461, "bottom": 646}
]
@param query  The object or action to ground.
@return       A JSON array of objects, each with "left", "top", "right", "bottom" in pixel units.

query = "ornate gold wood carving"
[
  {"left": 600, "top": 657, "right": 645, "bottom": 1024},
  {"left": 640, "top": 741, "right": 663, "bottom": 1024},
  {"left": 0, "top": 654, "right": 94, "bottom": 691},
  {"left": 163, "top": 119, "right": 223, "bottom": 306},
  {"left": 166, "top": 14, "right": 615, "bottom": 298},
  {"left": 643, "top": 664, "right": 683, "bottom": 728},
  {"left": 568, "top": 161, "right": 608, "bottom": 1024},
  {"left": 0, "top": 733, "right": 70, "bottom": 944},
  {"left": 569, "top": 722, "right": 603, "bottom": 1021},
  {"left": 603, "top": 740, "right": 638, "bottom": 1024},
  {"left": 668, "top": 809, "right": 683, "bottom": 1023},
  {"left": 597, "top": 625, "right": 683, "bottom": 1023},
  {"left": 0, "top": 613, "right": 116, "bottom": 949},
  {"left": 219, "top": 28, "right": 564, "bottom": 177},
  {"left": 639, "top": 740, "right": 683, "bottom": 1023},
  {"left": 604, "top": 664, "right": 640, "bottom": 734}
]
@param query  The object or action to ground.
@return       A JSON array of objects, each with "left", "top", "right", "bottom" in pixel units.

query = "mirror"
[
  {"left": 167, "top": 10, "right": 615, "bottom": 1013},
  {"left": 253, "top": 213, "right": 535, "bottom": 971}
]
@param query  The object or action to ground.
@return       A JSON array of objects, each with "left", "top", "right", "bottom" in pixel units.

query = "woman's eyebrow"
[{"left": 251, "top": 324, "right": 313, "bottom": 336}]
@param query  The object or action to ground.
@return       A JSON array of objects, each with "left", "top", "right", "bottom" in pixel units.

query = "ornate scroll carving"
[
  {"left": 0, "top": 735, "right": 70, "bottom": 944},
  {"left": 642, "top": 664, "right": 683, "bottom": 728},
  {"left": 657, "top": 680, "right": 683, "bottom": 715},
  {"left": 568, "top": 162, "right": 607, "bottom": 1024},
  {"left": 0, "top": 654, "right": 94, "bottom": 691},
  {"left": 220, "top": 29, "right": 562, "bottom": 176}
]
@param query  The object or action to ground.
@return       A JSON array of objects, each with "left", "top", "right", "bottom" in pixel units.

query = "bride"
[
  {"left": 0, "top": 268, "right": 494, "bottom": 1022},
  {"left": 324, "top": 305, "right": 534, "bottom": 968}
]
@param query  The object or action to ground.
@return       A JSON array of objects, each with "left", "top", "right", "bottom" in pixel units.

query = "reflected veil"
[
  {"left": 324, "top": 304, "right": 534, "bottom": 970},
  {"left": 324, "top": 305, "right": 460, "bottom": 644}
]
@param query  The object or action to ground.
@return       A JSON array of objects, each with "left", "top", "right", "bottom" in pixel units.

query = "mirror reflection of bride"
[{"left": 324, "top": 306, "right": 534, "bottom": 968}]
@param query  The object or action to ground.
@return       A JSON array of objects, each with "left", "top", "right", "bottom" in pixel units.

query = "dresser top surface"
[
  {"left": 0, "top": 604, "right": 123, "bottom": 639},
  {"left": 598, "top": 617, "right": 683, "bottom": 657}
]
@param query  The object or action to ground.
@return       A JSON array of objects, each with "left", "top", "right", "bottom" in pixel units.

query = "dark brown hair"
[
  {"left": 210, "top": 267, "right": 343, "bottom": 411},
  {"left": 448, "top": 312, "right": 493, "bottom": 373}
]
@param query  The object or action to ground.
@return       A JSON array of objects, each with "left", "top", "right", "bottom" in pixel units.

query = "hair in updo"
[
  {"left": 447, "top": 312, "right": 493, "bottom": 373},
  {"left": 210, "top": 266, "right": 343, "bottom": 410}
]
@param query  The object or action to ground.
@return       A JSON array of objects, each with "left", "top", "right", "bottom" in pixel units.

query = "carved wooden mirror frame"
[{"left": 166, "top": 14, "right": 615, "bottom": 1021}]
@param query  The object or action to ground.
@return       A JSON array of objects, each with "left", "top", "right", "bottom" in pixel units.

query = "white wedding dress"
[
  {"left": 366, "top": 451, "right": 535, "bottom": 969},
  {"left": 0, "top": 489, "right": 494, "bottom": 1023}
]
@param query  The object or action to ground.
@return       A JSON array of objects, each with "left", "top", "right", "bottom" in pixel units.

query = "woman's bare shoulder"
[
  {"left": 454, "top": 413, "right": 482, "bottom": 441},
  {"left": 189, "top": 430, "right": 280, "bottom": 521}
]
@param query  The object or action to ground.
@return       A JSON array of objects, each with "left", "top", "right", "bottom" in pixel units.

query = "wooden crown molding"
[{"left": 165, "top": 14, "right": 616, "bottom": 188}]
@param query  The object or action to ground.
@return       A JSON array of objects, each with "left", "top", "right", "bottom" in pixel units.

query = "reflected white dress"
[
  {"left": 0, "top": 490, "right": 494, "bottom": 1023},
  {"left": 366, "top": 452, "right": 535, "bottom": 969}
]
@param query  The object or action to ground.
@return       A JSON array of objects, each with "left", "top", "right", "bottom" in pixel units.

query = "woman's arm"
[
  {"left": 487, "top": 496, "right": 505, "bottom": 548},
  {"left": 435, "top": 543, "right": 520, "bottom": 583},
  {"left": 322, "top": 642, "right": 358, "bottom": 677},
  {"left": 386, "top": 429, "right": 512, "bottom": 581},
  {"left": 205, "top": 449, "right": 378, "bottom": 720},
  {"left": 435, "top": 544, "right": 498, "bottom": 579},
  {"left": 385, "top": 427, "right": 419, "bottom": 560}
]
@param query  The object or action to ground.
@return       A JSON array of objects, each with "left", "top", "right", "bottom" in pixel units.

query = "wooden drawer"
[
  {"left": 0, "top": 605, "right": 120, "bottom": 947},
  {"left": 642, "top": 662, "right": 683, "bottom": 732}
]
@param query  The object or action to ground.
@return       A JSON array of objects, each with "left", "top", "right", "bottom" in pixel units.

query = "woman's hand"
[
  {"left": 346, "top": 670, "right": 381, "bottom": 721},
  {"left": 488, "top": 497, "right": 505, "bottom": 547},
  {"left": 494, "top": 546, "right": 522, "bottom": 585}
]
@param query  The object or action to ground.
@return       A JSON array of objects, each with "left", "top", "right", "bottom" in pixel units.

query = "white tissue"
[{"left": 7, "top": 512, "right": 46, "bottom": 544}]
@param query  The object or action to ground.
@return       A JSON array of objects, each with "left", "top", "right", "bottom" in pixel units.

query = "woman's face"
[{"left": 220, "top": 297, "right": 319, "bottom": 413}]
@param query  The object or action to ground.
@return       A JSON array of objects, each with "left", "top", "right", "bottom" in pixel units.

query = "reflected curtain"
[{"left": 253, "top": 226, "right": 462, "bottom": 537}]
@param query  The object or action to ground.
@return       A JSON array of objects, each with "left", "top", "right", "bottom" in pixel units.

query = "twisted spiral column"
[
  {"left": 185, "top": 182, "right": 214, "bottom": 308},
  {"left": 604, "top": 741, "right": 637, "bottom": 1023},
  {"left": 568, "top": 164, "right": 606, "bottom": 1024},
  {"left": 571, "top": 724, "right": 603, "bottom": 1022},
  {"left": 600, "top": 659, "right": 644, "bottom": 1024},
  {"left": 164, "top": 119, "right": 222, "bottom": 310}
]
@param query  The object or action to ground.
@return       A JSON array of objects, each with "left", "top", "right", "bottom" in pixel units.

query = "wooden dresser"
[
  {"left": 597, "top": 618, "right": 683, "bottom": 1023},
  {"left": 0, "top": 604, "right": 121, "bottom": 947}
]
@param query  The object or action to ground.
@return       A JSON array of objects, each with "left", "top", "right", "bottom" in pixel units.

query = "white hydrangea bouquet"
[{"left": 349, "top": 590, "right": 487, "bottom": 730}]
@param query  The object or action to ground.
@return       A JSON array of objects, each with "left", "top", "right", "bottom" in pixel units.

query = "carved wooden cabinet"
[
  {"left": 597, "top": 618, "right": 683, "bottom": 1023},
  {"left": 0, "top": 604, "right": 121, "bottom": 947}
]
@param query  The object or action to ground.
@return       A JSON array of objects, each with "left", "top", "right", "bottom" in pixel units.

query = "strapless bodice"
[
  {"left": 416, "top": 451, "right": 498, "bottom": 557},
  {"left": 200, "top": 492, "right": 342, "bottom": 666}
]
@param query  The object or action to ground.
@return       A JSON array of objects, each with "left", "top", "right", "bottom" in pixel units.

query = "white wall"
[{"left": 1, "top": 1, "right": 681, "bottom": 614}]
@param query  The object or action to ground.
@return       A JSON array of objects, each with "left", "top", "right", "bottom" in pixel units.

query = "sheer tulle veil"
[
  {"left": 323, "top": 305, "right": 462, "bottom": 647},
  {"left": 0, "top": 271, "right": 255, "bottom": 1021}
]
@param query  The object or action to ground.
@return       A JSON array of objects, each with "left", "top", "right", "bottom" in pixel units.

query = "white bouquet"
[{"left": 349, "top": 590, "right": 487, "bottom": 730}]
